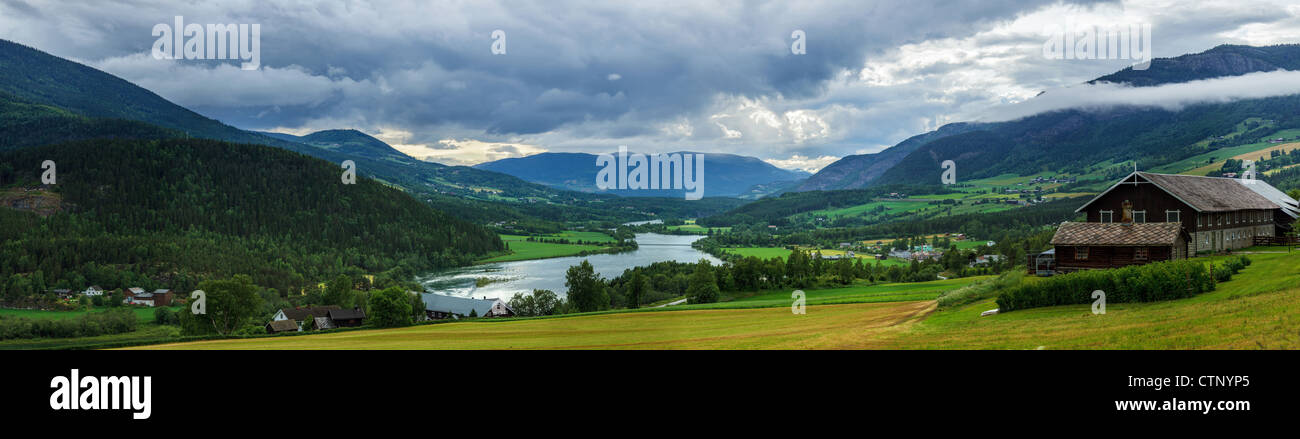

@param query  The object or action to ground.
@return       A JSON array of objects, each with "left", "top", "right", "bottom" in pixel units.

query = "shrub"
[
  {"left": 997, "top": 259, "right": 1219, "bottom": 312},
  {"left": 0, "top": 308, "right": 138, "bottom": 340}
]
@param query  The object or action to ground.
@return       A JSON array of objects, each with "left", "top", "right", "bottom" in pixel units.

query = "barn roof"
[
  {"left": 1239, "top": 179, "right": 1300, "bottom": 219},
  {"left": 266, "top": 320, "right": 299, "bottom": 332},
  {"left": 1076, "top": 172, "right": 1280, "bottom": 213},
  {"left": 421, "top": 293, "right": 502, "bottom": 317},
  {"left": 1051, "top": 222, "right": 1184, "bottom": 246},
  {"left": 280, "top": 306, "right": 341, "bottom": 321},
  {"left": 328, "top": 308, "right": 366, "bottom": 320}
]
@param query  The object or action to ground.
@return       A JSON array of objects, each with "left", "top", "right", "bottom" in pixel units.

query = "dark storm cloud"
[{"left": 4, "top": 0, "right": 1296, "bottom": 170}]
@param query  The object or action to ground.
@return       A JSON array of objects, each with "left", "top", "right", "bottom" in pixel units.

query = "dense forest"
[{"left": 0, "top": 138, "right": 503, "bottom": 302}]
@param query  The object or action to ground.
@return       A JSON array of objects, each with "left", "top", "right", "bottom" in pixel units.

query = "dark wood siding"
[
  {"left": 1085, "top": 180, "right": 1195, "bottom": 231},
  {"left": 1054, "top": 245, "right": 1176, "bottom": 271}
]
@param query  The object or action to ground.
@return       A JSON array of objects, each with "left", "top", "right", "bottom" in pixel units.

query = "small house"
[
  {"left": 328, "top": 308, "right": 366, "bottom": 327},
  {"left": 82, "top": 286, "right": 104, "bottom": 296}
]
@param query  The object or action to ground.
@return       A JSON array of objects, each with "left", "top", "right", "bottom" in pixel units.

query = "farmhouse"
[
  {"left": 82, "top": 286, "right": 104, "bottom": 296},
  {"left": 1046, "top": 171, "right": 1298, "bottom": 273},
  {"left": 327, "top": 308, "right": 366, "bottom": 327},
  {"left": 421, "top": 293, "right": 514, "bottom": 319},
  {"left": 272, "top": 305, "right": 342, "bottom": 330},
  {"left": 1072, "top": 172, "right": 1296, "bottom": 253},
  {"left": 122, "top": 287, "right": 173, "bottom": 306}
]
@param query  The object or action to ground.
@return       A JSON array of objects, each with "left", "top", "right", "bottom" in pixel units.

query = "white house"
[{"left": 82, "top": 286, "right": 104, "bottom": 296}]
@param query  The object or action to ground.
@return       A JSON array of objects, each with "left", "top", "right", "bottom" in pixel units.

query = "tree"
[
  {"left": 367, "top": 286, "right": 412, "bottom": 328},
  {"left": 508, "top": 289, "right": 562, "bottom": 316},
  {"left": 409, "top": 291, "right": 426, "bottom": 322},
  {"left": 686, "top": 260, "right": 720, "bottom": 304},
  {"left": 324, "top": 274, "right": 353, "bottom": 307},
  {"left": 153, "top": 307, "right": 178, "bottom": 325},
  {"left": 179, "top": 274, "right": 262, "bottom": 335},
  {"left": 628, "top": 271, "right": 647, "bottom": 309},
  {"left": 565, "top": 260, "right": 608, "bottom": 312}
]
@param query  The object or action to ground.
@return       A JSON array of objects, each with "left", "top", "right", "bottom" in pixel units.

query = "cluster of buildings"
[
  {"left": 1035, "top": 171, "right": 1298, "bottom": 274},
  {"left": 265, "top": 293, "right": 515, "bottom": 334},
  {"left": 49, "top": 286, "right": 176, "bottom": 307},
  {"left": 1030, "top": 175, "right": 1077, "bottom": 184}
]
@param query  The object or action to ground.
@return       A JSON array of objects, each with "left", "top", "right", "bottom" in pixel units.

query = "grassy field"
[
  {"left": 1152, "top": 128, "right": 1300, "bottom": 175},
  {"left": 132, "top": 300, "right": 937, "bottom": 350},
  {"left": 721, "top": 247, "right": 794, "bottom": 260},
  {"left": 479, "top": 234, "right": 611, "bottom": 262},
  {"left": 123, "top": 247, "right": 1300, "bottom": 350},
  {"left": 666, "top": 220, "right": 731, "bottom": 234},
  {"left": 883, "top": 250, "right": 1300, "bottom": 349},
  {"left": 0, "top": 306, "right": 174, "bottom": 323}
]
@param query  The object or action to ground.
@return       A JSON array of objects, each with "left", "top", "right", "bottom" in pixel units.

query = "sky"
[{"left": 2, "top": 0, "right": 1299, "bottom": 172}]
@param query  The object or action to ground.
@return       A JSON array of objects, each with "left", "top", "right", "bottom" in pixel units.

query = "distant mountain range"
[
  {"left": 0, "top": 39, "right": 747, "bottom": 229},
  {"left": 475, "top": 151, "right": 808, "bottom": 198},
  {"left": 799, "top": 44, "right": 1300, "bottom": 190}
]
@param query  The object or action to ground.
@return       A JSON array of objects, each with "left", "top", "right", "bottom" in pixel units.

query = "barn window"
[
  {"left": 1100, "top": 210, "right": 1114, "bottom": 223},
  {"left": 1075, "top": 246, "right": 1089, "bottom": 260},
  {"left": 1166, "top": 210, "right": 1180, "bottom": 223},
  {"left": 1133, "top": 210, "right": 1146, "bottom": 223},
  {"left": 1135, "top": 247, "right": 1149, "bottom": 260}
]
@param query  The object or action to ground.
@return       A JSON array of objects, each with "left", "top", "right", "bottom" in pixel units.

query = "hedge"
[
  {"left": 996, "top": 256, "right": 1250, "bottom": 312},
  {"left": 0, "top": 308, "right": 138, "bottom": 340}
]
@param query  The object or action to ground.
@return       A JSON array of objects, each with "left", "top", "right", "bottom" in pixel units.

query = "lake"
[{"left": 418, "top": 233, "right": 720, "bottom": 300}]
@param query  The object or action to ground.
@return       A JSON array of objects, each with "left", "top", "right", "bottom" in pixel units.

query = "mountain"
[
  {"left": 803, "top": 44, "right": 1300, "bottom": 190},
  {"left": 256, "top": 129, "right": 416, "bottom": 164},
  {"left": 1092, "top": 44, "right": 1300, "bottom": 87},
  {"left": 796, "top": 123, "right": 980, "bottom": 191},
  {"left": 475, "top": 151, "right": 808, "bottom": 198},
  {"left": 0, "top": 39, "right": 564, "bottom": 201},
  {"left": 0, "top": 137, "right": 503, "bottom": 294}
]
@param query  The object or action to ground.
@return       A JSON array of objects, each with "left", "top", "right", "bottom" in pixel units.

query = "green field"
[
  {"left": 0, "top": 306, "right": 175, "bottom": 323},
  {"left": 1151, "top": 127, "right": 1300, "bottom": 175},
  {"left": 478, "top": 233, "right": 611, "bottom": 262},
  {"left": 884, "top": 250, "right": 1300, "bottom": 349},
  {"left": 721, "top": 247, "right": 793, "bottom": 260},
  {"left": 130, "top": 276, "right": 984, "bottom": 350},
  {"left": 132, "top": 248, "right": 1300, "bottom": 350},
  {"left": 666, "top": 223, "right": 731, "bottom": 234}
]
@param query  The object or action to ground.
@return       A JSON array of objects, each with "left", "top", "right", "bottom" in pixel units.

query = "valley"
[{"left": 2, "top": 36, "right": 1299, "bottom": 352}]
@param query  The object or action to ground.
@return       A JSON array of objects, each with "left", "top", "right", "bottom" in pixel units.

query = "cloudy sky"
[{"left": 2, "top": 0, "right": 1299, "bottom": 171}]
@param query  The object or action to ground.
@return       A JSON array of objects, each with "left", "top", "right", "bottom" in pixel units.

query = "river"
[{"left": 417, "top": 233, "right": 721, "bottom": 300}]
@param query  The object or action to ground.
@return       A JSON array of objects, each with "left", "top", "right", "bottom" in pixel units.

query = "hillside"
[
  {"left": 0, "top": 138, "right": 503, "bottom": 295},
  {"left": 258, "top": 129, "right": 415, "bottom": 164},
  {"left": 1092, "top": 44, "right": 1300, "bottom": 86},
  {"left": 475, "top": 151, "right": 808, "bottom": 198},
  {"left": 803, "top": 44, "right": 1300, "bottom": 191},
  {"left": 796, "top": 123, "right": 980, "bottom": 191},
  {"left": 0, "top": 39, "right": 746, "bottom": 229},
  {"left": 0, "top": 39, "right": 563, "bottom": 201}
]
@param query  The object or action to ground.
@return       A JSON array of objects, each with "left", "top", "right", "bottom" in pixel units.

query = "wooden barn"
[
  {"left": 1072, "top": 172, "right": 1295, "bottom": 254},
  {"left": 1050, "top": 222, "right": 1188, "bottom": 272}
]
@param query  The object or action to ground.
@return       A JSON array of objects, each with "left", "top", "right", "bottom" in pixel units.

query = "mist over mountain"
[{"left": 800, "top": 44, "right": 1300, "bottom": 190}]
